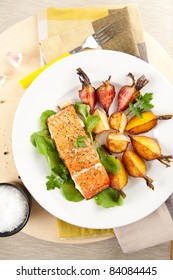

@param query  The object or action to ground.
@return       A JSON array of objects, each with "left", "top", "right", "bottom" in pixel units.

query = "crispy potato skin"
[
  {"left": 130, "top": 135, "right": 161, "bottom": 160},
  {"left": 125, "top": 111, "right": 158, "bottom": 134},
  {"left": 123, "top": 150, "right": 155, "bottom": 190},
  {"left": 109, "top": 157, "right": 128, "bottom": 190},
  {"left": 122, "top": 150, "right": 146, "bottom": 178}
]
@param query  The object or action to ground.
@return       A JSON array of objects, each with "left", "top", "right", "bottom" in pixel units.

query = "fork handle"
[
  {"left": 20, "top": 45, "right": 85, "bottom": 89},
  {"left": 70, "top": 45, "right": 84, "bottom": 54},
  {"left": 20, "top": 52, "right": 70, "bottom": 89}
]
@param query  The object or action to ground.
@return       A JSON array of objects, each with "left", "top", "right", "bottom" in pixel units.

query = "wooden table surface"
[{"left": 0, "top": 0, "right": 173, "bottom": 260}]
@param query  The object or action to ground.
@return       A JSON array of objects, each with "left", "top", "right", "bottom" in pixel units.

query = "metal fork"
[
  {"left": 20, "top": 22, "right": 116, "bottom": 89},
  {"left": 69, "top": 22, "right": 116, "bottom": 54}
]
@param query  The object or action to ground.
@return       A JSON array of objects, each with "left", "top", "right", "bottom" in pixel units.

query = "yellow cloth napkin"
[
  {"left": 37, "top": 5, "right": 147, "bottom": 240},
  {"left": 57, "top": 219, "right": 114, "bottom": 239}
]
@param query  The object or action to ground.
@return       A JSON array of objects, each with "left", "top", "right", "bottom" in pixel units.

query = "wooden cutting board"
[{"left": 0, "top": 16, "right": 173, "bottom": 244}]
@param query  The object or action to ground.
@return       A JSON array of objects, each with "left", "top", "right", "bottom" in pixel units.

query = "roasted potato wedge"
[
  {"left": 109, "top": 157, "right": 128, "bottom": 190},
  {"left": 125, "top": 111, "right": 157, "bottom": 134},
  {"left": 109, "top": 111, "right": 127, "bottom": 133},
  {"left": 106, "top": 132, "right": 129, "bottom": 153},
  {"left": 93, "top": 108, "right": 110, "bottom": 134},
  {"left": 130, "top": 135, "right": 160, "bottom": 160},
  {"left": 122, "top": 150, "right": 154, "bottom": 190},
  {"left": 130, "top": 135, "right": 173, "bottom": 167}
]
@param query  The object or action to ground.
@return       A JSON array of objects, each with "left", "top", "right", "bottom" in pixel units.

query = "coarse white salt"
[{"left": 0, "top": 185, "right": 29, "bottom": 233}]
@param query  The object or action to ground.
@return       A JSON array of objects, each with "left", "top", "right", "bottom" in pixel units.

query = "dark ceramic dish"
[{"left": 0, "top": 182, "right": 30, "bottom": 237}]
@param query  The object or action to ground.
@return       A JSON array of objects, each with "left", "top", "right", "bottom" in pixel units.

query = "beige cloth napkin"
[
  {"left": 38, "top": 5, "right": 173, "bottom": 252},
  {"left": 39, "top": 6, "right": 148, "bottom": 63}
]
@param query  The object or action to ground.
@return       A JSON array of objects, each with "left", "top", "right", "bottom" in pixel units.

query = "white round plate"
[{"left": 12, "top": 50, "right": 173, "bottom": 229}]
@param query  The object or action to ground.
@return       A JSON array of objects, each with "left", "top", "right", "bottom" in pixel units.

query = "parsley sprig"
[
  {"left": 127, "top": 92, "right": 154, "bottom": 118},
  {"left": 74, "top": 135, "right": 87, "bottom": 148}
]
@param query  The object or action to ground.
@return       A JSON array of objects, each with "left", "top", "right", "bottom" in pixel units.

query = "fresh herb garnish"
[
  {"left": 96, "top": 146, "right": 121, "bottom": 174},
  {"left": 75, "top": 102, "right": 100, "bottom": 144},
  {"left": 74, "top": 135, "right": 87, "bottom": 148},
  {"left": 127, "top": 92, "right": 154, "bottom": 118},
  {"left": 46, "top": 174, "right": 64, "bottom": 190}
]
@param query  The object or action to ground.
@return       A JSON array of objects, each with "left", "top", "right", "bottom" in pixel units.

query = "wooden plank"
[{"left": 170, "top": 241, "right": 173, "bottom": 260}]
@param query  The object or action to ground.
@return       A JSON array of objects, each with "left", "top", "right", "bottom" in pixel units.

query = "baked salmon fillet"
[{"left": 47, "top": 104, "right": 110, "bottom": 199}]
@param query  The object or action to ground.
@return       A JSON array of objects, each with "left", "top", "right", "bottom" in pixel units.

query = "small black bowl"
[{"left": 0, "top": 182, "right": 30, "bottom": 237}]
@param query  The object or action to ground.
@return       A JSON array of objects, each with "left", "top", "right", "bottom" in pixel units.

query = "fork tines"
[{"left": 93, "top": 22, "right": 116, "bottom": 45}]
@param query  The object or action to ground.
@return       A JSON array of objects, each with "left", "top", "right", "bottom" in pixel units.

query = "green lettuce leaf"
[
  {"left": 94, "top": 188, "right": 124, "bottom": 208},
  {"left": 30, "top": 130, "right": 69, "bottom": 175},
  {"left": 61, "top": 180, "right": 84, "bottom": 202},
  {"left": 74, "top": 102, "right": 90, "bottom": 119},
  {"left": 84, "top": 115, "right": 100, "bottom": 141},
  {"left": 96, "top": 146, "right": 121, "bottom": 174},
  {"left": 40, "top": 110, "right": 56, "bottom": 130},
  {"left": 30, "top": 130, "right": 55, "bottom": 155}
]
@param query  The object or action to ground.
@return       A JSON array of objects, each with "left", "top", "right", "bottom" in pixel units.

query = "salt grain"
[{"left": 0, "top": 185, "right": 29, "bottom": 233}]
